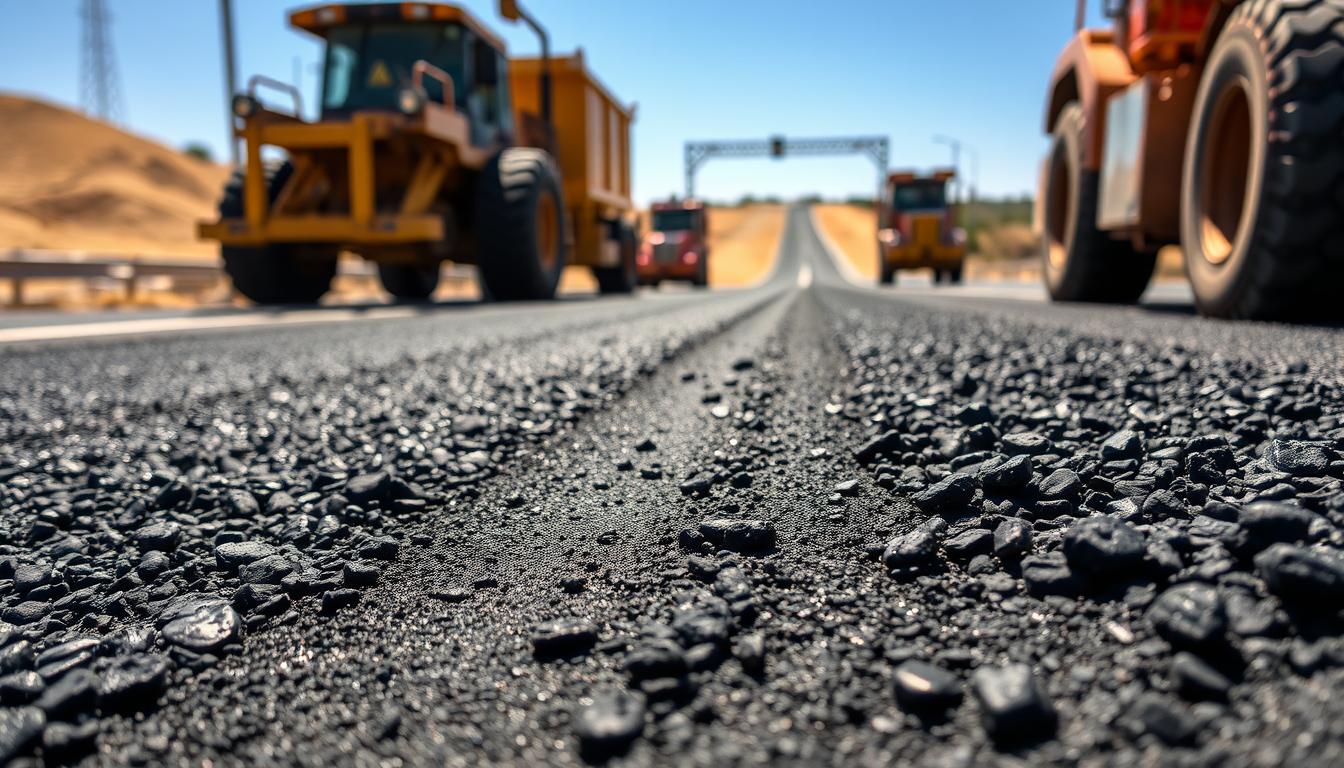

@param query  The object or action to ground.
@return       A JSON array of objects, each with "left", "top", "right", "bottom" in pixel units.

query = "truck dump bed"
[{"left": 510, "top": 52, "right": 634, "bottom": 267}]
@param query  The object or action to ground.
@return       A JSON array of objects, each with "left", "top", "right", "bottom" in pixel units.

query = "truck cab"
[
  {"left": 638, "top": 200, "right": 709, "bottom": 288},
  {"left": 878, "top": 170, "right": 966, "bottom": 285},
  {"left": 309, "top": 5, "right": 515, "bottom": 146}
]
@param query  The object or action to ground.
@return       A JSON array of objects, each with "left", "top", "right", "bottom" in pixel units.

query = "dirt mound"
[
  {"left": 0, "top": 93, "right": 229, "bottom": 257},
  {"left": 706, "top": 205, "right": 786, "bottom": 287}
]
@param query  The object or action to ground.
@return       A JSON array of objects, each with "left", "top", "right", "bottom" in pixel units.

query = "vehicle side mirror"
[{"left": 475, "top": 40, "right": 498, "bottom": 86}]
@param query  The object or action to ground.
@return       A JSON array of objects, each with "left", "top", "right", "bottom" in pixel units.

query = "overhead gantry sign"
[{"left": 683, "top": 135, "right": 890, "bottom": 199}]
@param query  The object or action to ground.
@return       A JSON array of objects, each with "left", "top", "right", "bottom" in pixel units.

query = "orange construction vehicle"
[
  {"left": 878, "top": 170, "right": 966, "bottom": 285},
  {"left": 637, "top": 200, "right": 709, "bottom": 287},
  {"left": 199, "top": 1, "right": 638, "bottom": 304},
  {"left": 1041, "top": 0, "right": 1344, "bottom": 319}
]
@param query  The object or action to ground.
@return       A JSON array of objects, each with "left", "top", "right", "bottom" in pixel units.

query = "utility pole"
[
  {"left": 79, "top": 0, "right": 123, "bottom": 122},
  {"left": 220, "top": 0, "right": 239, "bottom": 165},
  {"left": 963, "top": 144, "right": 980, "bottom": 252},
  {"left": 934, "top": 135, "right": 978, "bottom": 252},
  {"left": 934, "top": 134, "right": 964, "bottom": 207}
]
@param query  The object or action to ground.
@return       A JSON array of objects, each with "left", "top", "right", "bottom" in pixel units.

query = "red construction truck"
[{"left": 637, "top": 200, "right": 709, "bottom": 287}]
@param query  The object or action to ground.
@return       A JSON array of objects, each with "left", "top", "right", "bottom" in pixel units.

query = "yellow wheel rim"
[{"left": 1197, "top": 77, "right": 1253, "bottom": 267}]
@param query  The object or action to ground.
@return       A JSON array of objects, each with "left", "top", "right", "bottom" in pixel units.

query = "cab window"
[
  {"left": 891, "top": 182, "right": 948, "bottom": 212},
  {"left": 462, "top": 34, "right": 509, "bottom": 146},
  {"left": 322, "top": 23, "right": 467, "bottom": 115}
]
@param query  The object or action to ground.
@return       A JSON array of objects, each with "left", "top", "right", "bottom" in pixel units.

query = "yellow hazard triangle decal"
[{"left": 367, "top": 61, "right": 393, "bottom": 88}]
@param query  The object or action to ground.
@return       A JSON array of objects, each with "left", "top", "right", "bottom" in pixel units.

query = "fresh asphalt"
[{"left": 2, "top": 207, "right": 1343, "bottom": 766}]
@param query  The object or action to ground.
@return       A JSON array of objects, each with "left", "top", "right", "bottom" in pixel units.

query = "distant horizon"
[{"left": 0, "top": 1, "right": 1114, "bottom": 205}]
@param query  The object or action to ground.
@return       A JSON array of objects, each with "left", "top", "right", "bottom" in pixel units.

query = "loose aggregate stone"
[
  {"left": 825, "top": 268, "right": 1344, "bottom": 765},
  {"left": 0, "top": 285, "right": 774, "bottom": 762},
  {"left": 4, "top": 211, "right": 1344, "bottom": 765}
]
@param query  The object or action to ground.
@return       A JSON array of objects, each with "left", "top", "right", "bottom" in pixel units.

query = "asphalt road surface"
[{"left": 3, "top": 207, "right": 1344, "bottom": 766}]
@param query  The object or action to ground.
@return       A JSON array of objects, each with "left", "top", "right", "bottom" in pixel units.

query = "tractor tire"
[
  {"left": 1041, "top": 103, "right": 1156, "bottom": 303},
  {"left": 378, "top": 263, "right": 440, "bottom": 302},
  {"left": 593, "top": 222, "right": 637, "bottom": 294},
  {"left": 948, "top": 265, "right": 964, "bottom": 284},
  {"left": 475, "top": 148, "right": 567, "bottom": 301},
  {"left": 1180, "top": 0, "right": 1344, "bottom": 320},
  {"left": 218, "top": 162, "right": 337, "bottom": 305}
]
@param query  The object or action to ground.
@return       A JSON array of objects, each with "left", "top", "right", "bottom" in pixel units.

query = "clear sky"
[{"left": 0, "top": 1, "right": 1114, "bottom": 204}]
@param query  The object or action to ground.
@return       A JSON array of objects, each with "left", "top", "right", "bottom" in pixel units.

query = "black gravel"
[{"left": 1, "top": 207, "right": 1343, "bottom": 765}]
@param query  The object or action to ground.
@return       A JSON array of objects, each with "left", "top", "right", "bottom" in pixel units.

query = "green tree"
[{"left": 183, "top": 142, "right": 214, "bottom": 162}]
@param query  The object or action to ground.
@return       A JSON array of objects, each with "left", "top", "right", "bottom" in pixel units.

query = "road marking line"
[
  {"left": 796, "top": 263, "right": 813, "bottom": 289},
  {"left": 0, "top": 306, "right": 425, "bottom": 345}
]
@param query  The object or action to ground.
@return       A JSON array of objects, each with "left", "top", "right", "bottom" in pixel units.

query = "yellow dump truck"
[
  {"left": 199, "top": 1, "right": 638, "bottom": 303},
  {"left": 877, "top": 170, "right": 966, "bottom": 285}
]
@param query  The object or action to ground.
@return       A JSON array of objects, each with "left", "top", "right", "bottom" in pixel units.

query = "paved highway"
[{"left": 2, "top": 208, "right": 1343, "bottom": 766}]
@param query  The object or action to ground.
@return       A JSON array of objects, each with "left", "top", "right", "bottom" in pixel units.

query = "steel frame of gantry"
[{"left": 683, "top": 135, "right": 890, "bottom": 200}]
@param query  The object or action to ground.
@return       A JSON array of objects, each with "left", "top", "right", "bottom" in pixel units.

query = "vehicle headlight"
[
  {"left": 231, "top": 94, "right": 259, "bottom": 119},
  {"left": 397, "top": 87, "right": 426, "bottom": 116},
  {"left": 951, "top": 227, "right": 968, "bottom": 246}
]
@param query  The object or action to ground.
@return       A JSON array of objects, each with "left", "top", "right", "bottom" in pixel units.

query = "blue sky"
[{"left": 0, "top": 1, "right": 1112, "bottom": 204}]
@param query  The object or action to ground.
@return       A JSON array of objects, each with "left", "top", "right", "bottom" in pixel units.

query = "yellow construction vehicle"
[
  {"left": 877, "top": 170, "right": 966, "bottom": 285},
  {"left": 199, "top": 1, "right": 637, "bottom": 304},
  {"left": 1042, "top": 1, "right": 1344, "bottom": 319}
]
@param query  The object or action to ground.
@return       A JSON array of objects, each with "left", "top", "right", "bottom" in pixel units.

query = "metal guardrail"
[{"left": 0, "top": 249, "right": 475, "bottom": 307}]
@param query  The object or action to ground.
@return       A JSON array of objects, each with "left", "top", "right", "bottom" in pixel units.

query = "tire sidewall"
[
  {"left": 218, "top": 160, "right": 335, "bottom": 305},
  {"left": 1181, "top": 22, "right": 1269, "bottom": 315},
  {"left": 378, "top": 263, "right": 440, "bottom": 301},
  {"left": 619, "top": 223, "right": 638, "bottom": 288},
  {"left": 531, "top": 173, "right": 566, "bottom": 297},
  {"left": 476, "top": 149, "right": 569, "bottom": 301},
  {"left": 1042, "top": 104, "right": 1084, "bottom": 296}
]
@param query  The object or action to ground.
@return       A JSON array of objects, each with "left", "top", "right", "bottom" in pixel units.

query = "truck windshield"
[
  {"left": 652, "top": 210, "right": 699, "bottom": 232},
  {"left": 322, "top": 23, "right": 466, "bottom": 114},
  {"left": 891, "top": 183, "right": 947, "bottom": 211}
]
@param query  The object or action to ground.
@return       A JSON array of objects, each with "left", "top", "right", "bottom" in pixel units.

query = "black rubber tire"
[
  {"left": 475, "top": 148, "right": 567, "bottom": 301},
  {"left": 1042, "top": 103, "right": 1156, "bottom": 303},
  {"left": 693, "top": 251, "right": 709, "bottom": 288},
  {"left": 879, "top": 249, "right": 895, "bottom": 285},
  {"left": 218, "top": 162, "right": 337, "bottom": 305},
  {"left": 378, "top": 263, "right": 440, "bottom": 301},
  {"left": 949, "top": 265, "right": 964, "bottom": 284},
  {"left": 1180, "top": 0, "right": 1344, "bottom": 321},
  {"left": 593, "top": 222, "right": 638, "bottom": 294}
]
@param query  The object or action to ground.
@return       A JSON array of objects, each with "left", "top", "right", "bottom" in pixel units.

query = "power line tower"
[{"left": 79, "top": 0, "right": 123, "bottom": 122}]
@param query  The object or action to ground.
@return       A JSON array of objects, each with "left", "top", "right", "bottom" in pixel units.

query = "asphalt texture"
[{"left": 3, "top": 206, "right": 1344, "bottom": 766}]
